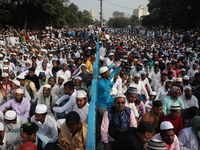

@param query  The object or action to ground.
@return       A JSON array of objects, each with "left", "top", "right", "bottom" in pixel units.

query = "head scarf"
[{"left": 167, "top": 86, "right": 182, "bottom": 96}]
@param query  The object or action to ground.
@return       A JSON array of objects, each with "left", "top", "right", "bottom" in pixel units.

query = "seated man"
[
  {"left": 53, "top": 81, "right": 76, "bottom": 119},
  {"left": 33, "top": 84, "right": 58, "bottom": 117},
  {"left": 1, "top": 110, "right": 28, "bottom": 132},
  {"left": 0, "top": 122, "right": 21, "bottom": 150},
  {"left": 99, "top": 94, "right": 137, "bottom": 150},
  {"left": 20, "top": 122, "right": 53, "bottom": 150},
  {"left": 112, "top": 121, "right": 155, "bottom": 150},
  {"left": 0, "top": 89, "right": 30, "bottom": 118},
  {"left": 162, "top": 86, "right": 185, "bottom": 115},
  {"left": 151, "top": 121, "right": 180, "bottom": 150},
  {"left": 145, "top": 91, "right": 157, "bottom": 112},
  {"left": 141, "top": 101, "right": 164, "bottom": 133},
  {"left": 135, "top": 94, "right": 146, "bottom": 118},
  {"left": 31, "top": 104, "right": 58, "bottom": 143},
  {"left": 57, "top": 90, "right": 89, "bottom": 127},
  {"left": 180, "top": 86, "right": 199, "bottom": 108},
  {"left": 178, "top": 116, "right": 200, "bottom": 149},
  {"left": 73, "top": 76, "right": 87, "bottom": 91},
  {"left": 160, "top": 103, "right": 183, "bottom": 135},
  {"left": 125, "top": 87, "right": 139, "bottom": 119},
  {"left": 58, "top": 111, "right": 88, "bottom": 149}
]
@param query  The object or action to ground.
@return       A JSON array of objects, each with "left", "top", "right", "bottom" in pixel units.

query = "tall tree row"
[
  {"left": 142, "top": 0, "right": 200, "bottom": 29},
  {"left": 0, "top": 0, "right": 94, "bottom": 29}
]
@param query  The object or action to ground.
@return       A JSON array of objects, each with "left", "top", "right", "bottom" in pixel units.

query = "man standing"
[
  {"left": 151, "top": 121, "right": 180, "bottom": 150},
  {"left": 97, "top": 65, "right": 121, "bottom": 116},
  {"left": 0, "top": 89, "right": 30, "bottom": 118},
  {"left": 100, "top": 94, "right": 137, "bottom": 150}
]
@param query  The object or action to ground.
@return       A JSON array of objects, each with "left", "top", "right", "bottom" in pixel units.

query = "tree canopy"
[
  {"left": 107, "top": 15, "right": 139, "bottom": 28},
  {"left": 0, "top": 0, "right": 94, "bottom": 29},
  {"left": 142, "top": 0, "right": 200, "bottom": 29}
]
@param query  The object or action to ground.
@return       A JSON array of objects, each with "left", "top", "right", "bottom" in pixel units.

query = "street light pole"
[{"left": 100, "top": 0, "right": 103, "bottom": 27}]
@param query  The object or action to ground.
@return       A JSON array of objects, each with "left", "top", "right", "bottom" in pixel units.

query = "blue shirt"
[
  {"left": 162, "top": 96, "right": 185, "bottom": 115},
  {"left": 97, "top": 66, "right": 121, "bottom": 108}
]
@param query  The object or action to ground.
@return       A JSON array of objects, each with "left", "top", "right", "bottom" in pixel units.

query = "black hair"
[
  {"left": 20, "top": 122, "right": 39, "bottom": 135},
  {"left": 64, "top": 81, "right": 75, "bottom": 90},
  {"left": 153, "top": 101, "right": 162, "bottom": 107}
]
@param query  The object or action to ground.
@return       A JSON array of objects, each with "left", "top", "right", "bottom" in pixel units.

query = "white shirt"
[
  {"left": 125, "top": 98, "right": 139, "bottom": 117},
  {"left": 144, "top": 100, "right": 153, "bottom": 112},
  {"left": 129, "top": 81, "right": 149, "bottom": 100},
  {"left": 0, "top": 132, "right": 21, "bottom": 150},
  {"left": 99, "top": 46, "right": 107, "bottom": 60},
  {"left": 57, "top": 69, "right": 71, "bottom": 82},
  {"left": 148, "top": 70, "right": 161, "bottom": 85},
  {"left": 4, "top": 115, "right": 28, "bottom": 132},
  {"left": 36, "top": 84, "right": 60, "bottom": 97},
  {"left": 187, "top": 68, "right": 199, "bottom": 80},
  {"left": 140, "top": 78, "right": 152, "bottom": 93},
  {"left": 111, "top": 77, "right": 122, "bottom": 95},
  {"left": 38, "top": 68, "right": 53, "bottom": 77},
  {"left": 180, "top": 94, "right": 199, "bottom": 108},
  {"left": 72, "top": 103, "right": 89, "bottom": 124},
  {"left": 156, "top": 86, "right": 169, "bottom": 100},
  {"left": 53, "top": 91, "right": 76, "bottom": 114},
  {"left": 31, "top": 115, "right": 58, "bottom": 143},
  {"left": 178, "top": 127, "right": 198, "bottom": 150}
]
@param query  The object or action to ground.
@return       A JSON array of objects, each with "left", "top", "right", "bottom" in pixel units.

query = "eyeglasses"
[{"left": 116, "top": 102, "right": 125, "bottom": 104}]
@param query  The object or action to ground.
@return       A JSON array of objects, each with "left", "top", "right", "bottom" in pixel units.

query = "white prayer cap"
[
  {"left": 181, "top": 68, "right": 186, "bottom": 71},
  {"left": 11, "top": 53, "right": 16, "bottom": 55},
  {"left": 160, "top": 121, "right": 174, "bottom": 130},
  {"left": 0, "top": 122, "right": 4, "bottom": 131},
  {"left": 165, "top": 79, "right": 173, "bottom": 83},
  {"left": 5, "top": 110, "right": 17, "bottom": 120},
  {"left": 134, "top": 59, "right": 138, "bottom": 62},
  {"left": 49, "top": 54, "right": 53, "bottom": 57},
  {"left": 13, "top": 80, "right": 20, "bottom": 86},
  {"left": 184, "top": 86, "right": 192, "bottom": 90},
  {"left": 76, "top": 90, "right": 87, "bottom": 98},
  {"left": 158, "top": 58, "right": 162, "bottom": 60},
  {"left": 2, "top": 73, "right": 9, "bottom": 77},
  {"left": 99, "top": 66, "right": 108, "bottom": 74},
  {"left": 17, "top": 74, "right": 25, "bottom": 79},
  {"left": 88, "top": 47, "right": 92, "bottom": 50},
  {"left": 176, "top": 78, "right": 182, "bottom": 82},
  {"left": 114, "top": 93, "right": 126, "bottom": 99},
  {"left": 24, "top": 60, "right": 32, "bottom": 64},
  {"left": 0, "top": 54, "right": 3, "bottom": 57},
  {"left": 155, "top": 61, "right": 159, "bottom": 64},
  {"left": 74, "top": 76, "right": 82, "bottom": 81},
  {"left": 35, "top": 104, "right": 47, "bottom": 114},
  {"left": 15, "top": 88, "right": 24, "bottom": 94},
  {"left": 108, "top": 52, "right": 114, "bottom": 56},
  {"left": 58, "top": 75, "right": 65, "bottom": 79},
  {"left": 37, "top": 54, "right": 42, "bottom": 57},
  {"left": 183, "top": 75, "right": 189, "bottom": 80},
  {"left": 134, "top": 73, "right": 140, "bottom": 77},
  {"left": 170, "top": 103, "right": 180, "bottom": 110},
  {"left": 3, "top": 66, "right": 9, "bottom": 70},
  {"left": 3, "top": 59, "right": 8, "bottom": 62},
  {"left": 24, "top": 54, "right": 28, "bottom": 56},
  {"left": 143, "top": 58, "right": 148, "bottom": 61},
  {"left": 43, "top": 84, "right": 51, "bottom": 89},
  {"left": 150, "top": 91, "right": 157, "bottom": 96},
  {"left": 141, "top": 71, "right": 147, "bottom": 75}
]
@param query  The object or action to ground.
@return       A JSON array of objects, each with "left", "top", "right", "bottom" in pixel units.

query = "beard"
[
  {"left": 185, "top": 95, "right": 192, "bottom": 99},
  {"left": 43, "top": 93, "right": 50, "bottom": 98}
]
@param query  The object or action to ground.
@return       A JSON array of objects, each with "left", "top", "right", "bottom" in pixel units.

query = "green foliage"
[
  {"left": 107, "top": 16, "right": 138, "bottom": 28},
  {"left": 0, "top": 1, "right": 94, "bottom": 29},
  {"left": 142, "top": 0, "right": 200, "bottom": 29}
]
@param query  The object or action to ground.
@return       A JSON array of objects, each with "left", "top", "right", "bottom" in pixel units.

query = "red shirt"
[{"left": 160, "top": 114, "right": 183, "bottom": 135}]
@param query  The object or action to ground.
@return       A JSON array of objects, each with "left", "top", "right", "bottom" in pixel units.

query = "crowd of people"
[{"left": 0, "top": 27, "right": 200, "bottom": 150}]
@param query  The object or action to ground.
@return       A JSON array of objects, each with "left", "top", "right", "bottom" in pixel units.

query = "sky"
[{"left": 70, "top": 0, "right": 149, "bottom": 20}]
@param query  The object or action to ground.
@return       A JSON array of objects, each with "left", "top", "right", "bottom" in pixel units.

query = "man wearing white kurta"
[
  {"left": 178, "top": 116, "right": 200, "bottom": 150},
  {"left": 180, "top": 86, "right": 199, "bottom": 108},
  {"left": 31, "top": 104, "right": 58, "bottom": 143}
]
